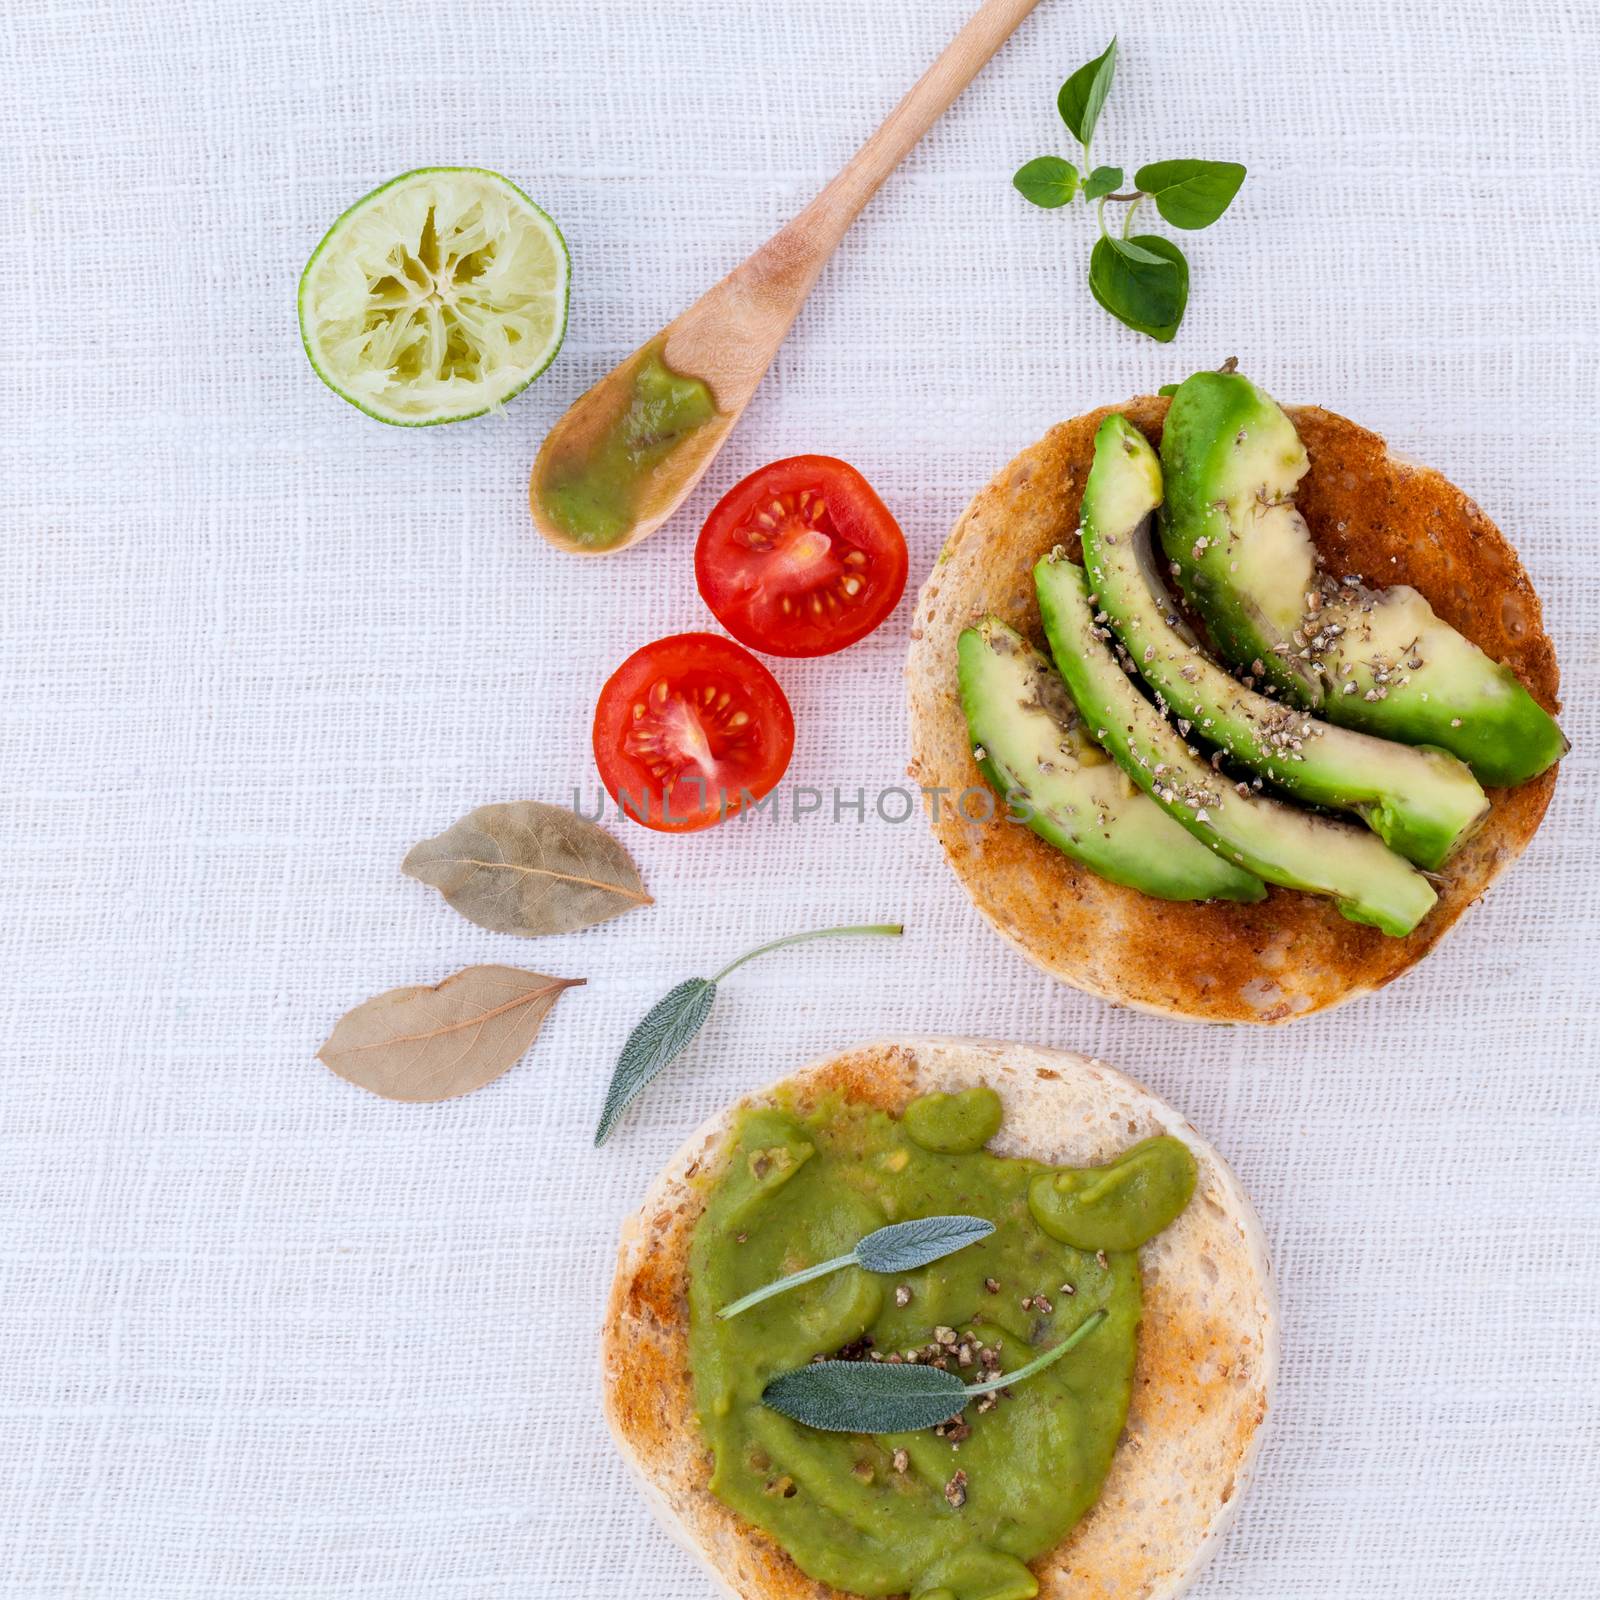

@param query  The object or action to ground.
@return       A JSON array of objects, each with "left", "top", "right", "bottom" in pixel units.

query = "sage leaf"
[
  {"left": 593, "top": 923, "right": 903, "bottom": 1147},
  {"left": 762, "top": 1309, "right": 1108, "bottom": 1434},
  {"left": 854, "top": 1214, "right": 995, "bottom": 1273},
  {"left": 594, "top": 977, "right": 717, "bottom": 1146},
  {"left": 764, "top": 1359, "right": 969, "bottom": 1434},
  {"left": 1080, "top": 165, "right": 1123, "bottom": 202},
  {"left": 318, "top": 965, "right": 584, "bottom": 1102},
  {"left": 1133, "top": 159, "right": 1246, "bottom": 230},
  {"left": 1088, "top": 234, "right": 1189, "bottom": 342},
  {"left": 1057, "top": 38, "right": 1117, "bottom": 151},
  {"left": 718, "top": 1214, "right": 995, "bottom": 1320},
  {"left": 403, "top": 801, "right": 651, "bottom": 937},
  {"left": 1012, "top": 155, "right": 1079, "bottom": 209}
]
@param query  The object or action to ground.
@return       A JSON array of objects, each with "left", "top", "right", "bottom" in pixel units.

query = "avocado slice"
[
  {"left": 1159, "top": 369, "right": 1565, "bottom": 786},
  {"left": 1080, "top": 414, "right": 1489, "bottom": 869},
  {"left": 1034, "top": 555, "right": 1437, "bottom": 936},
  {"left": 957, "top": 618, "right": 1264, "bottom": 904}
]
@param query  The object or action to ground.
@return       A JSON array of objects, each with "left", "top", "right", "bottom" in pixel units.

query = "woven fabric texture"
[{"left": 2, "top": 0, "right": 1597, "bottom": 1594}]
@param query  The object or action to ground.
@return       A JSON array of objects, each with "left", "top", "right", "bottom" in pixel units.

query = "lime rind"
[{"left": 298, "top": 167, "right": 570, "bottom": 426}]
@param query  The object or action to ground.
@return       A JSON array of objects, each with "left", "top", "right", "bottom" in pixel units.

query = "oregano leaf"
[
  {"left": 1081, "top": 165, "right": 1123, "bottom": 202},
  {"left": 1133, "top": 160, "right": 1247, "bottom": 230},
  {"left": 1057, "top": 38, "right": 1117, "bottom": 150},
  {"left": 1105, "top": 234, "right": 1173, "bottom": 268},
  {"left": 1008, "top": 41, "right": 1250, "bottom": 338},
  {"left": 1088, "top": 234, "right": 1190, "bottom": 342},
  {"left": 1012, "top": 155, "right": 1079, "bottom": 209}
]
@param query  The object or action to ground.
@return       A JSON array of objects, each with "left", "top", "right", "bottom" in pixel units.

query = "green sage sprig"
[
  {"left": 593, "top": 922, "right": 904, "bottom": 1146},
  {"left": 717, "top": 1214, "right": 995, "bottom": 1320},
  {"left": 1012, "top": 37, "right": 1246, "bottom": 342},
  {"left": 761, "top": 1307, "right": 1109, "bottom": 1433}
]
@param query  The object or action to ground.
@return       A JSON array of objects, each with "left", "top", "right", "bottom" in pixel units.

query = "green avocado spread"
[
  {"left": 535, "top": 344, "right": 717, "bottom": 547},
  {"left": 686, "top": 1087, "right": 1197, "bottom": 1600}
]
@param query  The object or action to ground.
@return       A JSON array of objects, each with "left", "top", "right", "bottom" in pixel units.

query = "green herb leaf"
[
  {"left": 593, "top": 923, "right": 904, "bottom": 1146},
  {"left": 764, "top": 1357, "right": 968, "bottom": 1434},
  {"left": 1088, "top": 234, "right": 1190, "bottom": 342},
  {"left": 1105, "top": 234, "right": 1172, "bottom": 268},
  {"left": 1012, "top": 156, "right": 1079, "bottom": 208},
  {"left": 594, "top": 977, "right": 716, "bottom": 1146},
  {"left": 1018, "top": 43, "right": 1244, "bottom": 338},
  {"left": 1057, "top": 39, "right": 1117, "bottom": 151},
  {"left": 1133, "top": 160, "right": 1246, "bottom": 230},
  {"left": 717, "top": 1214, "right": 994, "bottom": 1320},
  {"left": 1080, "top": 165, "right": 1123, "bottom": 202},
  {"left": 854, "top": 1214, "right": 995, "bottom": 1273},
  {"left": 761, "top": 1308, "right": 1108, "bottom": 1434}
]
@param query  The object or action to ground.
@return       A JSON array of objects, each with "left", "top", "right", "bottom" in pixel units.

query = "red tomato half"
[
  {"left": 592, "top": 633, "right": 795, "bottom": 832},
  {"left": 695, "top": 456, "right": 908, "bottom": 658}
]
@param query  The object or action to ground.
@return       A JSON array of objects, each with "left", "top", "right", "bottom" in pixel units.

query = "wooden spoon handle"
[
  {"left": 665, "top": 0, "right": 1041, "bottom": 387},
  {"left": 794, "top": 0, "right": 1044, "bottom": 253}
]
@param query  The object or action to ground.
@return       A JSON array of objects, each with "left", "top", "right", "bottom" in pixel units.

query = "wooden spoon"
[{"left": 530, "top": 0, "right": 1043, "bottom": 555}]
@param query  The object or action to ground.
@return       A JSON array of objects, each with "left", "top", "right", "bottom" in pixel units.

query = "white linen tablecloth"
[{"left": 3, "top": 0, "right": 1597, "bottom": 1594}]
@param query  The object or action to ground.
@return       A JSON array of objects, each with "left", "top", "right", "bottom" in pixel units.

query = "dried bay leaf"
[
  {"left": 403, "top": 801, "right": 651, "bottom": 937},
  {"left": 318, "top": 965, "right": 584, "bottom": 1102}
]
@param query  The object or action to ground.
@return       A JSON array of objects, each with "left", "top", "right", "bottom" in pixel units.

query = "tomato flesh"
[
  {"left": 592, "top": 633, "right": 794, "bottom": 832},
  {"left": 695, "top": 456, "right": 908, "bottom": 657}
]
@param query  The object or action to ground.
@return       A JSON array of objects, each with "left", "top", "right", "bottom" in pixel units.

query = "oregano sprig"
[
  {"left": 717, "top": 1214, "right": 995, "bottom": 1320},
  {"left": 1012, "top": 37, "right": 1247, "bottom": 342},
  {"left": 593, "top": 922, "right": 904, "bottom": 1146},
  {"left": 761, "top": 1307, "right": 1109, "bottom": 1433}
]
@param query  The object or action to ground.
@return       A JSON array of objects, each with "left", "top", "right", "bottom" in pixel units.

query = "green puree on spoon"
[
  {"left": 533, "top": 343, "right": 718, "bottom": 549},
  {"left": 686, "top": 1085, "right": 1196, "bottom": 1600}
]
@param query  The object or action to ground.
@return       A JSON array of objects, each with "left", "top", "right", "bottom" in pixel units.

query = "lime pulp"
[{"left": 298, "top": 167, "right": 570, "bottom": 426}]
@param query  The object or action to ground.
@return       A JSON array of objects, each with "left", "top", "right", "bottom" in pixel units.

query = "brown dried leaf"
[
  {"left": 403, "top": 801, "right": 651, "bottom": 937},
  {"left": 317, "top": 965, "right": 584, "bottom": 1102}
]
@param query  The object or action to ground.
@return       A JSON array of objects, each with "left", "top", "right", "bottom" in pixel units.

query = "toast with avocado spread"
[{"left": 602, "top": 1037, "right": 1276, "bottom": 1600}]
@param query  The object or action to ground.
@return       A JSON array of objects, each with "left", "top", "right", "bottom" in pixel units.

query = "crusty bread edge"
[{"left": 601, "top": 1035, "right": 1279, "bottom": 1600}]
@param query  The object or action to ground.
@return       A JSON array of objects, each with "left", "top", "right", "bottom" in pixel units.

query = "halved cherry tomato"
[
  {"left": 694, "top": 456, "right": 908, "bottom": 658},
  {"left": 592, "top": 633, "right": 795, "bottom": 832}
]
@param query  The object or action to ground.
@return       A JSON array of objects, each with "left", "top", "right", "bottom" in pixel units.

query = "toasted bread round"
[
  {"left": 602, "top": 1036, "right": 1277, "bottom": 1600},
  {"left": 906, "top": 396, "right": 1561, "bottom": 1023}
]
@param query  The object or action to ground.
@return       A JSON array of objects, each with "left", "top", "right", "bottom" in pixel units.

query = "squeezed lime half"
[{"left": 298, "top": 168, "right": 570, "bottom": 426}]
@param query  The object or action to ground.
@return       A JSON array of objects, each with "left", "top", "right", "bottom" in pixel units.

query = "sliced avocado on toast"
[
  {"left": 1295, "top": 579, "right": 1566, "bottom": 786},
  {"left": 958, "top": 619, "right": 1265, "bottom": 903},
  {"left": 1079, "top": 414, "right": 1490, "bottom": 869},
  {"left": 1034, "top": 555, "right": 1438, "bottom": 936},
  {"left": 1158, "top": 370, "right": 1565, "bottom": 786}
]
